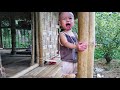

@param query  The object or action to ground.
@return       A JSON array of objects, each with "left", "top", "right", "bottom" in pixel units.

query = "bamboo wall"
[{"left": 40, "top": 12, "right": 59, "bottom": 62}]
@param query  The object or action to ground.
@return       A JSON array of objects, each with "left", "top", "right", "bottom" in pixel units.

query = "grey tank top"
[{"left": 60, "top": 32, "right": 78, "bottom": 63}]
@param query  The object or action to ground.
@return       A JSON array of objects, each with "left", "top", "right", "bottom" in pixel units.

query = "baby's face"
[{"left": 59, "top": 12, "right": 74, "bottom": 31}]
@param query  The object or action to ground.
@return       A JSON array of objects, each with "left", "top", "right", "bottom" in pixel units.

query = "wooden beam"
[
  {"left": 77, "top": 12, "right": 89, "bottom": 78},
  {"left": 87, "top": 12, "right": 95, "bottom": 78},
  {"left": 0, "top": 12, "right": 31, "bottom": 19}
]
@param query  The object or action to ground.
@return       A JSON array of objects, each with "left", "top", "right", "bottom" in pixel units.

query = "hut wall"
[{"left": 40, "top": 12, "right": 59, "bottom": 61}]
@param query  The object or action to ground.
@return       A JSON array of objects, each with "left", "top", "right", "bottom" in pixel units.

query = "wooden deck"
[
  {"left": 0, "top": 49, "right": 62, "bottom": 78},
  {"left": 20, "top": 58, "right": 62, "bottom": 78},
  {"left": 0, "top": 49, "right": 31, "bottom": 78}
]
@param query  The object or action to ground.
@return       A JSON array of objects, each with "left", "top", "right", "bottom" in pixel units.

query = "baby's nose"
[{"left": 66, "top": 18, "right": 70, "bottom": 21}]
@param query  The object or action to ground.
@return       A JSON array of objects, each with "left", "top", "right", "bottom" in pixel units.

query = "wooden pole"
[
  {"left": 35, "top": 12, "right": 40, "bottom": 65},
  {"left": 87, "top": 12, "right": 95, "bottom": 78},
  {"left": 77, "top": 12, "right": 89, "bottom": 78},
  {"left": 38, "top": 12, "right": 44, "bottom": 66},
  {"left": 31, "top": 12, "right": 35, "bottom": 66},
  {"left": 0, "top": 18, "right": 2, "bottom": 48},
  {"left": 11, "top": 15, "right": 16, "bottom": 55}
]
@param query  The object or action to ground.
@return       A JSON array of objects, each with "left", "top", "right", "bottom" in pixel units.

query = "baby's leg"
[
  {"left": 61, "top": 61, "right": 76, "bottom": 78},
  {"left": 63, "top": 74, "right": 76, "bottom": 78}
]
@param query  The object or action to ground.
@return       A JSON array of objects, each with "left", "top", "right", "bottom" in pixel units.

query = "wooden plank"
[
  {"left": 45, "top": 62, "right": 61, "bottom": 78},
  {"left": 54, "top": 67, "right": 62, "bottom": 78},
  {"left": 36, "top": 65, "right": 56, "bottom": 78},
  {"left": 36, "top": 62, "right": 60, "bottom": 78},
  {"left": 23, "top": 58, "right": 61, "bottom": 77},
  {"left": 24, "top": 66, "right": 47, "bottom": 76},
  {"left": 10, "top": 64, "right": 39, "bottom": 78},
  {"left": 20, "top": 60, "right": 61, "bottom": 78}
]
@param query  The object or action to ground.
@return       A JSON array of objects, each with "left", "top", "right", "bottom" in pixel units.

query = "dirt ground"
[{"left": 94, "top": 59, "right": 120, "bottom": 78}]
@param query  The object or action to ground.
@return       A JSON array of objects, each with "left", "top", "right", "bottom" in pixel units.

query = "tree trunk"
[{"left": 104, "top": 53, "right": 112, "bottom": 64}]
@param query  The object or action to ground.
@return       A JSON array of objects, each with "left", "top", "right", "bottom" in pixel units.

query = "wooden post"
[
  {"left": 36, "top": 12, "right": 41, "bottom": 65},
  {"left": 38, "top": 12, "right": 44, "bottom": 66},
  {"left": 77, "top": 12, "right": 89, "bottom": 78},
  {"left": 31, "top": 12, "right": 35, "bottom": 66},
  {"left": 11, "top": 15, "right": 16, "bottom": 55},
  {"left": 87, "top": 12, "right": 95, "bottom": 78},
  {"left": 0, "top": 18, "right": 2, "bottom": 48}
]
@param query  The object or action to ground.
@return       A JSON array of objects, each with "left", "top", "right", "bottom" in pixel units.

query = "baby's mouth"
[
  {"left": 66, "top": 23, "right": 71, "bottom": 29},
  {"left": 65, "top": 23, "right": 72, "bottom": 30},
  {"left": 66, "top": 23, "right": 71, "bottom": 27}
]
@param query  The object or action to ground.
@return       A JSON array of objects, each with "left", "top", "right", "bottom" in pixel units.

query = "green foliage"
[
  {"left": 2, "top": 28, "right": 12, "bottom": 48},
  {"left": 95, "top": 12, "right": 120, "bottom": 63},
  {"left": 1, "top": 18, "right": 32, "bottom": 48},
  {"left": 94, "top": 47, "right": 104, "bottom": 59},
  {"left": 71, "top": 12, "right": 120, "bottom": 61},
  {"left": 72, "top": 19, "right": 78, "bottom": 33}
]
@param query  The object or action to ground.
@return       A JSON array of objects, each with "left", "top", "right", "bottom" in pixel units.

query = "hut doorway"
[{"left": 0, "top": 12, "right": 37, "bottom": 77}]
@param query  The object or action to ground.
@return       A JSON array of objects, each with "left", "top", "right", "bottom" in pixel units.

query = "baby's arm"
[
  {"left": 59, "top": 32, "right": 77, "bottom": 49},
  {"left": 77, "top": 42, "right": 87, "bottom": 51},
  {"left": 59, "top": 32, "right": 87, "bottom": 51}
]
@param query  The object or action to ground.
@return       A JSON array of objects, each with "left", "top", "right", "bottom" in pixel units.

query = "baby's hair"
[
  {"left": 59, "top": 12, "right": 64, "bottom": 32},
  {"left": 59, "top": 12, "right": 63, "bottom": 21},
  {"left": 59, "top": 12, "right": 74, "bottom": 20}
]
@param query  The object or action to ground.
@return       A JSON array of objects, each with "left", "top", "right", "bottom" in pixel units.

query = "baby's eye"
[
  {"left": 69, "top": 17, "right": 72, "bottom": 19},
  {"left": 62, "top": 18, "right": 66, "bottom": 20}
]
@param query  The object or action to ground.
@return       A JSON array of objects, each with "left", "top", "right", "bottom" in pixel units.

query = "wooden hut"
[{"left": 0, "top": 12, "right": 95, "bottom": 78}]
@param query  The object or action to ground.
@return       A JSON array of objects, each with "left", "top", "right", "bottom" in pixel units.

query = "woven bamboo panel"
[{"left": 41, "top": 12, "right": 59, "bottom": 61}]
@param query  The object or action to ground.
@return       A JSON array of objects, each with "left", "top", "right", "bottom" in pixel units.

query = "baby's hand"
[{"left": 77, "top": 42, "right": 87, "bottom": 51}]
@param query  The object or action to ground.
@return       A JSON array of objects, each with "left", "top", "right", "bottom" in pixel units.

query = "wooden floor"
[
  {"left": 20, "top": 59, "right": 62, "bottom": 78},
  {"left": 2, "top": 55, "right": 31, "bottom": 77},
  {"left": 1, "top": 49, "right": 62, "bottom": 78},
  {"left": 0, "top": 49, "right": 31, "bottom": 78}
]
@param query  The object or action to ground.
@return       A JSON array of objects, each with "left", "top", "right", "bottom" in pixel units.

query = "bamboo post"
[
  {"left": 77, "top": 12, "right": 89, "bottom": 78},
  {"left": 35, "top": 12, "right": 40, "bottom": 65},
  {"left": 38, "top": 12, "right": 44, "bottom": 66},
  {"left": 87, "top": 12, "right": 95, "bottom": 78},
  {"left": 31, "top": 12, "right": 35, "bottom": 66}
]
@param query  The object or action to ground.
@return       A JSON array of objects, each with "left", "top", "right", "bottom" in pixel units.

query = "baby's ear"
[{"left": 58, "top": 20, "right": 61, "bottom": 26}]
